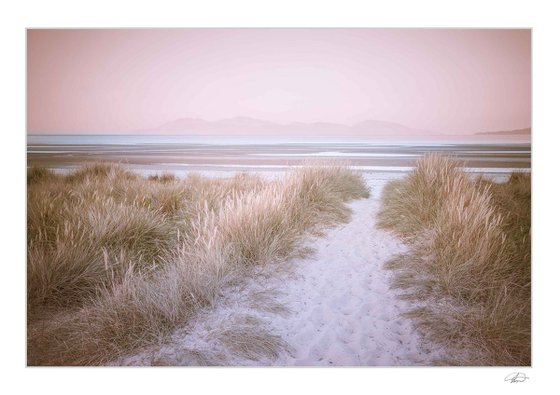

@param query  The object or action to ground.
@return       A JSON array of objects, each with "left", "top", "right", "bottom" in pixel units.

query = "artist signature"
[{"left": 504, "top": 372, "right": 529, "bottom": 383}]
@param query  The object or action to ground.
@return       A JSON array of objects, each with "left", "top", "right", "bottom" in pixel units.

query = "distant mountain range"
[
  {"left": 136, "top": 117, "right": 437, "bottom": 137},
  {"left": 475, "top": 127, "right": 531, "bottom": 136},
  {"left": 135, "top": 117, "right": 530, "bottom": 139}
]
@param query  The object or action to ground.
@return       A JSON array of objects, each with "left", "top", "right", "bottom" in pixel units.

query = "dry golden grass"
[
  {"left": 377, "top": 154, "right": 530, "bottom": 366},
  {"left": 210, "top": 314, "right": 289, "bottom": 361},
  {"left": 27, "top": 162, "right": 368, "bottom": 365}
]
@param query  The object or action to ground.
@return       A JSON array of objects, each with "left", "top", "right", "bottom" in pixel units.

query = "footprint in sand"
[
  {"left": 332, "top": 294, "right": 350, "bottom": 310},
  {"left": 329, "top": 343, "right": 358, "bottom": 365},
  {"left": 308, "top": 331, "right": 334, "bottom": 360},
  {"left": 309, "top": 304, "right": 325, "bottom": 323},
  {"left": 359, "top": 302, "right": 376, "bottom": 316},
  {"left": 359, "top": 334, "right": 378, "bottom": 350}
]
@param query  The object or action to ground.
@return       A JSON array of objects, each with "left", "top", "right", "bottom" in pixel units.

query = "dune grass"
[
  {"left": 377, "top": 155, "right": 530, "bottom": 365},
  {"left": 27, "top": 162, "right": 369, "bottom": 365}
]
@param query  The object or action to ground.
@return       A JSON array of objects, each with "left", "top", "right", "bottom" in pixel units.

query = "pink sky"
[{"left": 27, "top": 29, "right": 530, "bottom": 135}]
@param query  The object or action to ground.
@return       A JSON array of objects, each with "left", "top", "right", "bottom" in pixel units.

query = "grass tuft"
[
  {"left": 148, "top": 172, "right": 177, "bottom": 183},
  {"left": 27, "top": 166, "right": 58, "bottom": 185},
  {"left": 377, "top": 154, "right": 530, "bottom": 366},
  {"left": 27, "top": 162, "right": 368, "bottom": 365}
]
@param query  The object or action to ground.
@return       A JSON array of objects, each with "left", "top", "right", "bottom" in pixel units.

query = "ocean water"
[{"left": 27, "top": 134, "right": 531, "bottom": 173}]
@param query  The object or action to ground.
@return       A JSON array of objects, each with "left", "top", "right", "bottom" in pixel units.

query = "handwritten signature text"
[{"left": 505, "top": 372, "right": 529, "bottom": 383}]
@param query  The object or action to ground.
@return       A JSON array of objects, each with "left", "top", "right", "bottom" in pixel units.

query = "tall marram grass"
[
  {"left": 377, "top": 155, "right": 530, "bottom": 365},
  {"left": 27, "top": 162, "right": 368, "bottom": 365}
]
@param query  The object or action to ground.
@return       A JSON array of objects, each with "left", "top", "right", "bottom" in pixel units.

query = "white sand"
[
  {"left": 113, "top": 172, "right": 445, "bottom": 366},
  {"left": 271, "top": 175, "right": 438, "bottom": 365}
]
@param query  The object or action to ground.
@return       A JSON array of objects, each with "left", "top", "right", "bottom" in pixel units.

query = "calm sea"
[{"left": 27, "top": 134, "right": 531, "bottom": 173}]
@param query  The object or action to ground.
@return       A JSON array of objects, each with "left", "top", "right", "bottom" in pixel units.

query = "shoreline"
[
  {"left": 27, "top": 139, "right": 531, "bottom": 172},
  {"left": 29, "top": 160, "right": 528, "bottom": 185}
]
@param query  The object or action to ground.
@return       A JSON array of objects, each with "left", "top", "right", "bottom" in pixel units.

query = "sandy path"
[
  {"left": 267, "top": 174, "right": 440, "bottom": 365},
  {"left": 114, "top": 173, "right": 442, "bottom": 366}
]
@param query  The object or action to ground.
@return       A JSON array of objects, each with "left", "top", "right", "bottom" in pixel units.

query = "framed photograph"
[{"left": 26, "top": 28, "right": 531, "bottom": 369}]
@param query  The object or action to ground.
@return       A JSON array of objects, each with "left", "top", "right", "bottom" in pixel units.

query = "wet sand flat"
[{"left": 27, "top": 138, "right": 531, "bottom": 172}]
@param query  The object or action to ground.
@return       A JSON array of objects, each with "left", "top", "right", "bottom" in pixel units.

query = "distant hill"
[
  {"left": 136, "top": 117, "right": 438, "bottom": 138},
  {"left": 475, "top": 127, "right": 531, "bottom": 136},
  {"left": 351, "top": 119, "right": 433, "bottom": 136}
]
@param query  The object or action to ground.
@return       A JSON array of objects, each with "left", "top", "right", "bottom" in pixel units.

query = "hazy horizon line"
[{"left": 27, "top": 115, "right": 531, "bottom": 136}]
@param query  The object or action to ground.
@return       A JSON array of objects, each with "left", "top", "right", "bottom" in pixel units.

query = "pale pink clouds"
[{"left": 27, "top": 29, "right": 530, "bottom": 135}]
